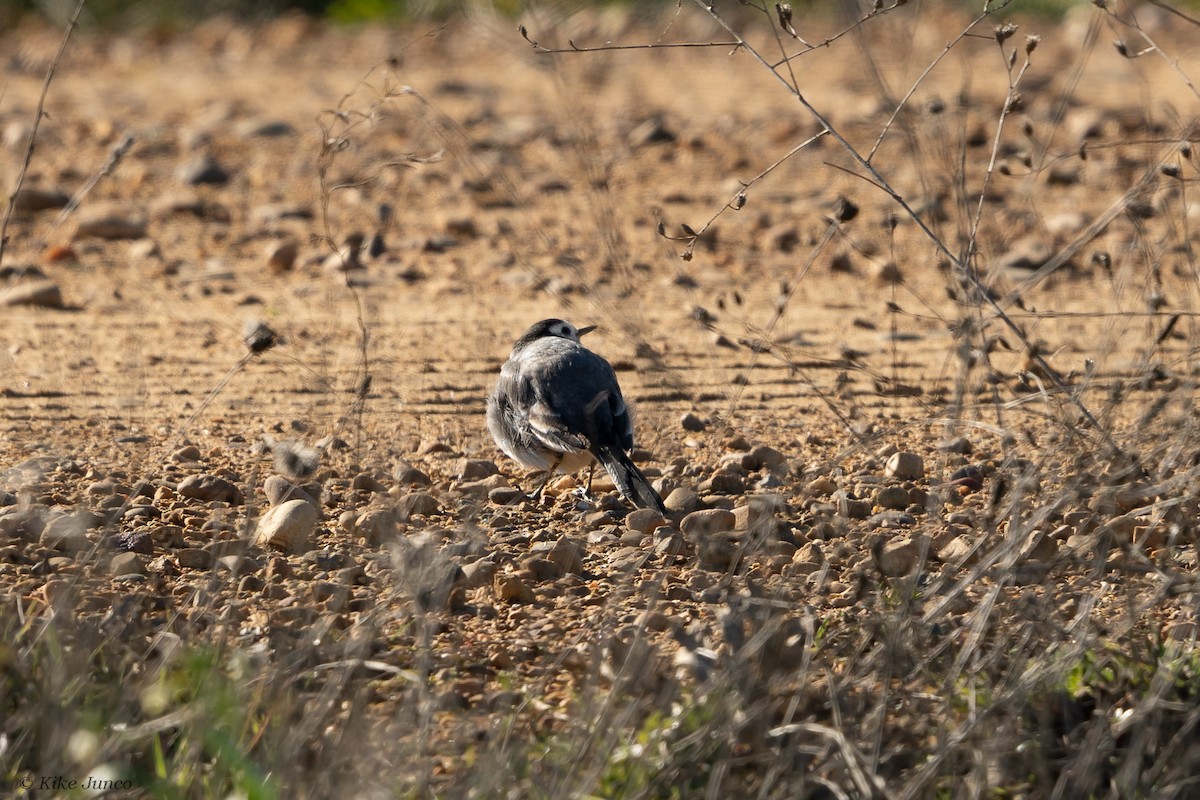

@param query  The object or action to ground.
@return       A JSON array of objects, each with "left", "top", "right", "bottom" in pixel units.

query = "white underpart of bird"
[{"left": 487, "top": 318, "right": 668, "bottom": 515}]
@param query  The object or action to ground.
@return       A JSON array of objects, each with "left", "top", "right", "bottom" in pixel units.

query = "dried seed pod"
[
  {"left": 994, "top": 23, "right": 1018, "bottom": 44},
  {"left": 244, "top": 321, "right": 280, "bottom": 354},
  {"left": 776, "top": 2, "right": 793, "bottom": 30},
  {"left": 834, "top": 196, "right": 859, "bottom": 223},
  {"left": 1025, "top": 35, "right": 1040, "bottom": 54}
]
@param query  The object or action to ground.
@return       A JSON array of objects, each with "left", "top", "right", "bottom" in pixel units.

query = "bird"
[{"left": 487, "top": 318, "right": 667, "bottom": 514}]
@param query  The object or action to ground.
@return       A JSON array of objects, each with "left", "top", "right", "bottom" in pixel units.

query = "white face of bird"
[
  {"left": 527, "top": 319, "right": 596, "bottom": 344},
  {"left": 550, "top": 321, "right": 596, "bottom": 341}
]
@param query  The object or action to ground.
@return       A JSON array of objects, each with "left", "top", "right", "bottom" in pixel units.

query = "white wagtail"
[{"left": 487, "top": 318, "right": 668, "bottom": 514}]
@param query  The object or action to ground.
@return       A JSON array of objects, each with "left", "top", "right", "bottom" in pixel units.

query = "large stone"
[
  {"left": 876, "top": 534, "right": 927, "bottom": 576},
  {"left": 0, "top": 280, "right": 64, "bottom": 309},
  {"left": 664, "top": 488, "right": 703, "bottom": 515},
  {"left": 110, "top": 552, "right": 147, "bottom": 576},
  {"left": 397, "top": 492, "right": 440, "bottom": 519},
  {"left": 73, "top": 205, "right": 147, "bottom": 240},
  {"left": 177, "top": 474, "right": 243, "bottom": 505},
  {"left": 884, "top": 452, "right": 924, "bottom": 480},
  {"left": 254, "top": 499, "right": 318, "bottom": 553},
  {"left": 626, "top": 508, "right": 667, "bottom": 535},
  {"left": 681, "top": 508, "right": 737, "bottom": 537}
]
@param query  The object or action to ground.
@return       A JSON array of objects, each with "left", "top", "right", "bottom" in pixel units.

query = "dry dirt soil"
[{"left": 3, "top": 4, "right": 1200, "bottom": 797}]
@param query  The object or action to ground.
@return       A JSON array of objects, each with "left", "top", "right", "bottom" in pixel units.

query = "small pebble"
[
  {"left": 176, "top": 153, "right": 230, "bottom": 186},
  {"left": 177, "top": 548, "right": 212, "bottom": 569},
  {"left": 805, "top": 476, "right": 837, "bottom": 496},
  {"left": 266, "top": 239, "right": 299, "bottom": 273},
  {"left": 351, "top": 473, "right": 386, "bottom": 493},
  {"left": 488, "top": 486, "right": 524, "bottom": 505},
  {"left": 11, "top": 185, "right": 69, "bottom": 213},
  {"left": 458, "top": 459, "right": 500, "bottom": 480},
  {"left": 494, "top": 572, "right": 536, "bottom": 603},
  {"left": 875, "top": 486, "right": 910, "bottom": 510}
]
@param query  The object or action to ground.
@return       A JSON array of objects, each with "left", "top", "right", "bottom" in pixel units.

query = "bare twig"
[
  {"left": 690, "top": 0, "right": 1123, "bottom": 458},
  {"left": 0, "top": 0, "right": 87, "bottom": 268},
  {"left": 519, "top": 24, "right": 741, "bottom": 54}
]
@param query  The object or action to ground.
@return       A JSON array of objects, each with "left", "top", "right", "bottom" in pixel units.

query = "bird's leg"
[
  {"left": 529, "top": 454, "right": 564, "bottom": 502},
  {"left": 571, "top": 463, "right": 597, "bottom": 505}
]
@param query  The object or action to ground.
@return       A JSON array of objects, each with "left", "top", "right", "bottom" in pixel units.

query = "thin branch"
[
  {"left": 866, "top": 13, "right": 991, "bottom": 162},
  {"left": 660, "top": 130, "right": 828, "bottom": 259},
  {"left": 690, "top": 0, "right": 1123, "bottom": 459},
  {"left": 0, "top": 0, "right": 86, "bottom": 268},
  {"left": 518, "top": 24, "right": 740, "bottom": 54}
]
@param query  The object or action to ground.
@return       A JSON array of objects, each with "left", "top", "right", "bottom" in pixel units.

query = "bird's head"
[{"left": 514, "top": 318, "right": 596, "bottom": 350}]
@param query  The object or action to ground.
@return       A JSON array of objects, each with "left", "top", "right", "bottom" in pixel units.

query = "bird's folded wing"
[{"left": 526, "top": 400, "right": 588, "bottom": 453}]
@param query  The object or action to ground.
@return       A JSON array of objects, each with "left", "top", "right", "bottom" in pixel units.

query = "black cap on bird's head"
[{"left": 513, "top": 318, "right": 596, "bottom": 351}]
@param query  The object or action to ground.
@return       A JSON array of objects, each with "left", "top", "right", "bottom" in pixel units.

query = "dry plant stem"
[
  {"left": 315, "top": 66, "right": 400, "bottom": 455},
  {"left": 0, "top": 0, "right": 86, "bottom": 269},
  {"left": 766, "top": 2, "right": 903, "bottom": 68},
  {"left": 47, "top": 132, "right": 134, "bottom": 239},
  {"left": 723, "top": 219, "right": 840, "bottom": 421},
  {"left": 174, "top": 353, "right": 256, "bottom": 440},
  {"left": 1005, "top": 150, "right": 1184, "bottom": 310},
  {"left": 965, "top": 44, "right": 1034, "bottom": 258},
  {"left": 1147, "top": 0, "right": 1200, "bottom": 27},
  {"left": 665, "top": 130, "right": 828, "bottom": 258},
  {"left": 691, "top": 0, "right": 1122, "bottom": 458},
  {"left": 1099, "top": 4, "right": 1200, "bottom": 102},
  {"left": 518, "top": 25, "right": 741, "bottom": 53},
  {"left": 865, "top": 13, "right": 989, "bottom": 163}
]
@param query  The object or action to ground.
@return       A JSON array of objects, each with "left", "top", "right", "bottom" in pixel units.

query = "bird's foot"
[{"left": 571, "top": 484, "right": 596, "bottom": 507}]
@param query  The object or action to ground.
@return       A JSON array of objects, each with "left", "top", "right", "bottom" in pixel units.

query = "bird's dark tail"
[{"left": 596, "top": 446, "right": 668, "bottom": 515}]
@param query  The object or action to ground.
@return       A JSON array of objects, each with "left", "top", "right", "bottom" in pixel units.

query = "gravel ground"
[{"left": 3, "top": 5, "right": 1200, "bottom": 796}]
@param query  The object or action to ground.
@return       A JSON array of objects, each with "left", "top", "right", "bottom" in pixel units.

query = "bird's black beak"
[{"left": 577, "top": 325, "right": 597, "bottom": 337}]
